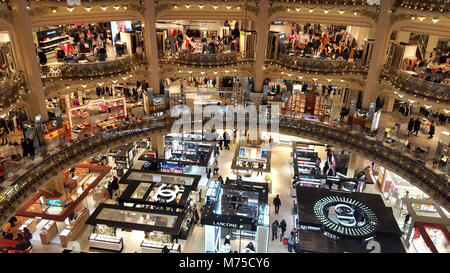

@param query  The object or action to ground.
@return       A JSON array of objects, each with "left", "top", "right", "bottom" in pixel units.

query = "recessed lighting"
[
  {"left": 85, "top": 7, "right": 91, "bottom": 12},
  {"left": 323, "top": 10, "right": 329, "bottom": 14},
  {"left": 52, "top": 8, "right": 56, "bottom": 13},
  {"left": 287, "top": 8, "right": 291, "bottom": 12},
  {"left": 340, "top": 80, "right": 344, "bottom": 82},
  {"left": 339, "top": 10, "right": 345, "bottom": 14},
  {"left": 185, "top": 5, "right": 190, "bottom": 9},
  {"left": 114, "top": 6, "right": 120, "bottom": 10},
  {"left": 225, "top": 70, "right": 229, "bottom": 73},
  {"left": 287, "top": 73, "right": 292, "bottom": 77},
  {"left": 67, "top": 7, "right": 74, "bottom": 12},
  {"left": 411, "top": 16, "right": 415, "bottom": 20},
  {"left": 213, "top": 71, "right": 218, "bottom": 74},
  {"left": 432, "top": 18, "right": 439, "bottom": 23},
  {"left": 188, "top": 71, "right": 192, "bottom": 74},
  {"left": 123, "top": 6, "right": 127, "bottom": 10},
  {"left": 327, "top": 79, "right": 332, "bottom": 82},
  {"left": 418, "top": 16, "right": 425, "bottom": 21},
  {"left": 200, "top": 71, "right": 205, "bottom": 75},
  {"left": 313, "top": 78, "right": 317, "bottom": 81},
  {"left": 198, "top": 5, "right": 204, "bottom": 9},
  {"left": 174, "top": 5, "right": 177, "bottom": 9},
  {"left": 308, "top": 9, "right": 314, "bottom": 13},
  {"left": 298, "top": 76, "right": 303, "bottom": 79},
  {"left": 237, "top": 6, "right": 240, "bottom": 10},
  {"left": 226, "top": 5, "right": 231, "bottom": 10},
  {"left": 213, "top": 5, "right": 218, "bottom": 9},
  {"left": 353, "top": 12, "right": 358, "bottom": 16},
  {"left": 100, "top": 6, "right": 107, "bottom": 11},
  {"left": 178, "top": 70, "right": 182, "bottom": 73},
  {"left": 296, "top": 8, "right": 300, "bottom": 12}
]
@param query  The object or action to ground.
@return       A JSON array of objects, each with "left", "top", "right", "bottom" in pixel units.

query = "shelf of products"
[
  {"left": 89, "top": 233, "right": 123, "bottom": 252},
  {"left": 19, "top": 218, "right": 36, "bottom": 233},
  {"left": 39, "top": 220, "right": 58, "bottom": 244}
]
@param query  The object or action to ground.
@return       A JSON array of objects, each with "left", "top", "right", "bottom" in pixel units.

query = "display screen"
[
  {"left": 261, "top": 150, "right": 268, "bottom": 158},
  {"left": 111, "top": 21, "right": 132, "bottom": 44}
]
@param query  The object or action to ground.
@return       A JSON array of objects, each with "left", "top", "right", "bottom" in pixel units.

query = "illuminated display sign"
[{"left": 314, "top": 196, "right": 378, "bottom": 239}]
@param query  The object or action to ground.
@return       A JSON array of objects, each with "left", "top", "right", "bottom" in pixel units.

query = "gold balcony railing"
[
  {"left": 159, "top": 51, "right": 254, "bottom": 67},
  {"left": 267, "top": 54, "right": 368, "bottom": 74},
  {"left": 380, "top": 66, "right": 450, "bottom": 102},
  {"left": 394, "top": 0, "right": 449, "bottom": 13},
  {"left": 0, "top": 71, "right": 25, "bottom": 110},
  {"left": 40, "top": 53, "right": 147, "bottom": 80}
]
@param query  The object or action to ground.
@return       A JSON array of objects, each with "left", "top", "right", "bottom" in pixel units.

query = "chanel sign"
[{"left": 314, "top": 196, "right": 378, "bottom": 239}]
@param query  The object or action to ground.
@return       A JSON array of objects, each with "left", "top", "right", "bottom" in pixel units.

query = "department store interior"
[{"left": 0, "top": 0, "right": 448, "bottom": 254}]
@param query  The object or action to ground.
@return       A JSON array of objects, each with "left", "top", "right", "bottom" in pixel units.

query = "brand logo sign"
[
  {"left": 212, "top": 221, "right": 241, "bottom": 229},
  {"left": 154, "top": 185, "right": 180, "bottom": 203},
  {"left": 314, "top": 196, "right": 378, "bottom": 239}
]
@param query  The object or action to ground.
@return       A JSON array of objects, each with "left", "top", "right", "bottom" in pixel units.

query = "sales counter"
[
  {"left": 39, "top": 220, "right": 58, "bottom": 244},
  {"left": 59, "top": 207, "right": 90, "bottom": 247},
  {"left": 141, "top": 240, "right": 181, "bottom": 253},
  {"left": 18, "top": 218, "right": 36, "bottom": 233},
  {"left": 89, "top": 233, "right": 124, "bottom": 252}
]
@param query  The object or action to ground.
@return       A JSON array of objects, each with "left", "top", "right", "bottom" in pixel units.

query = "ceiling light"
[
  {"left": 178, "top": 70, "right": 182, "bottom": 73},
  {"left": 225, "top": 70, "right": 229, "bottom": 73},
  {"left": 100, "top": 6, "right": 107, "bottom": 11},
  {"left": 174, "top": 5, "right": 177, "bottom": 9},
  {"left": 308, "top": 9, "right": 314, "bottom": 13},
  {"left": 418, "top": 16, "right": 425, "bottom": 21},
  {"left": 198, "top": 5, "right": 204, "bottom": 9},
  {"left": 287, "top": 73, "right": 292, "bottom": 77},
  {"left": 444, "top": 109, "right": 450, "bottom": 114},
  {"left": 287, "top": 8, "right": 291, "bottom": 12},
  {"left": 114, "top": 6, "right": 120, "bottom": 10},
  {"left": 200, "top": 71, "right": 205, "bottom": 75},
  {"left": 122, "top": 77, "right": 127, "bottom": 80},
  {"left": 213, "top": 71, "right": 218, "bottom": 74},
  {"left": 313, "top": 78, "right": 318, "bottom": 81},
  {"left": 85, "top": 7, "right": 91, "bottom": 12},
  {"left": 340, "top": 79, "right": 344, "bottom": 82},
  {"left": 408, "top": 99, "right": 415, "bottom": 103},
  {"left": 432, "top": 18, "right": 439, "bottom": 23},
  {"left": 226, "top": 5, "right": 231, "bottom": 10},
  {"left": 67, "top": 7, "right": 74, "bottom": 12},
  {"left": 327, "top": 79, "right": 332, "bottom": 82},
  {"left": 123, "top": 6, "right": 127, "bottom": 10},
  {"left": 52, "top": 8, "right": 56, "bottom": 13},
  {"left": 323, "top": 10, "right": 329, "bottom": 14},
  {"left": 237, "top": 6, "right": 240, "bottom": 10},
  {"left": 298, "top": 76, "right": 303, "bottom": 79},
  {"left": 398, "top": 94, "right": 404, "bottom": 98},
  {"left": 339, "top": 10, "right": 345, "bottom": 14},
  {"left": 353, "top": 12, "right": 358, "bottom": 16},
  {"left": 213, "top": 5, "right": 218, "bottom": 9},
  {"left": 188, "top": 71, "right": 192, "bottom": 74},
  {"left": 424, "top": 104, "right": 431, "bottom": 109},
  {"left": 411, "top": 16, "right": 415, "bottom": 20},
  {"left": 296, "top": 8, "right": 300, "bottom": 12},
  {"left": 81, "top": 84, "right": 87, "bottom": 88},
  {"left": 185, "top": 5, "right": 190, "bottom": 9}
]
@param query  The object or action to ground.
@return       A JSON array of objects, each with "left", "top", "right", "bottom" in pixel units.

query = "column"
[
  {"left": 383, "top": 96, "right": 395, "bottom": 113},
  {"left": 150, "top": 134, "right": 165, "bottom": 158},
  {"left": 11, "top": 0, "right": 49, "bottom": 121},
  {"left": 425, "top": 35, "right": 439, "bottom": 62},
  {"left": 361, "top": 0, "right": 393, "bottom": 109},
  {"left": 347, "top": 152, "right": 366, "bottom": 178},
  {"left": 143, "top": 0, "right": 161, "bottom": 94},
  {"left": 253, "top": 0, "right": 269, "bottom": 93}
]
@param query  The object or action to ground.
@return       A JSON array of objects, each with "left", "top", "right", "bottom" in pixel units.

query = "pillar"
[
  {"left": 361, "top": 0, "right": 393, "bottom": 110},
  {"left": 383, "top": 96, "right": 395, "bottom": 113},
  {"left": 151, "top": 134, "right": 165, "bottom": 159},
  {"left": 347, "top": 152, "right": 366, "bottom": 178},
  {"left": 253, "top": 0, "right": 269, "bottom": 93},
  {"left": 143, "top": 0, "right": 160, "bottom": 94},
  {"left": 425, "top": 35, "right": 439, "bottom": 62},
  {"left": 11, "top": 0, "right": 49, "bottom": 121}
]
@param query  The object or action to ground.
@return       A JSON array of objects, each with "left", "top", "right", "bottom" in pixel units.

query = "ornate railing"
[
  {"left": 0, "top": 71, "right": 25, "bottom": 109},
  {"left": 394, "top": 0, "right": 449, "bottom": 13},
  {"left": 40, "top": 53, "right": 147, "bottom": 79},
  {"left": 380, "top": 67, "right": 450, "bottom": 102},
  {"left": 0, "top": 113, "right": 448, "bottom": 225},
  {"left": 267, "top": 54, "right": 368, "bottom": 74},
  {"left": 159, "top": 51, "right": 254, "bottom": 67}
]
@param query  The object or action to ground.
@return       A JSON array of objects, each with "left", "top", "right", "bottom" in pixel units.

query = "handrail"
[
  {"left": 394, "top": 0, "right": 450, "bottom": 12},
  {"left": 380, "top": 66, "right": 450, "bottom": 102},
  {"left": 266, "top": 54, "right": 368, "bottom": 74},
  {"left": 0, "top": 71, "right": 25, "bottom": 109},
  {"left": 0, "top": 113, "right": 448, "bottom": 222},
  {"left": 159, "top": 51, "right": 254, "bottom": 66},
  {"left": 270, "top": 0, "right": 377, "bottom": 5},
  {"left": 40, "top": 53, "right": 147, "bottom": 79}
]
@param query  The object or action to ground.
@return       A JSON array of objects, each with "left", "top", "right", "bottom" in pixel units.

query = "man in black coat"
[
  {"left": 273, "top": 194, "right": 281, "bottom": 214},
  {"left": 414, "top": 118, "right": 421, "bottom": 136},
  {"left": 407, "top": 118, "right": 414, "bottom": 136}
]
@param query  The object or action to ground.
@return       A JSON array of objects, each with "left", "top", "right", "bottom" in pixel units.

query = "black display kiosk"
[{"left": 295, "top": 186, "right": 406, "bottom": 253}]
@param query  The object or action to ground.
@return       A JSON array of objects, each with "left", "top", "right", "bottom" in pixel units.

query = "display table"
[
  {"left": 39, "top": 220, "right": 58, "bottom": 244},
  {"left": 59, "top": 208, "right": 90, "bottom": 247},
  {"left": 19, "top": 218, "right": 36, "bottom": 233},
  {"left": 89, "top": 233, "right": 123, "bottom": 252},
  {"left": 140, "top": 240, "right": 181, "bottom": 253}
]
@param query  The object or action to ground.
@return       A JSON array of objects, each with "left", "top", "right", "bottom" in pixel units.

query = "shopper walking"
[
  {"left": 111, "top": 176, "right": 120, "bottom": 197},
  {"left": 279, "top": 219, "right": 287, "bottom": 241},
  {"left": 21, "top": 138, "right": 28, "bottom": 158},
  {"left": 27, "top": 138, "right": 35, "bottom": 160},
  {"left": 273, "top": 194, "right": 281, "bottom": 214},
  {"left": 257, "top": 162, "right": 264, "bottom": 176},
  {"left": 414, "top": 118, "right": 421, "bottom": 136},
  {"left": 218, "top": 135, "right": 223, "bottom": 150},
  {"left": 407, "top": 118, "right": 414, "bottom": 136},
  {"left": 161, "top": 245, "right": 170, "bottom": 253},
  {"left": 428, "top": 121, "right": 435, "bottom": 139},
  {"left": 271, "top": 220, "right": 279, "bottom": 241},
  {"left": 233, "top": 129, "right": 237, "bottom": 143},
  {"left": 107, "top": 182, "right": 114, "bottom": 199},
  {"left": 339, "top": 107, "right": 348, "bottom": 122},
  {"left": 287, "top": 231, "right": 296, "bottom": 253}
]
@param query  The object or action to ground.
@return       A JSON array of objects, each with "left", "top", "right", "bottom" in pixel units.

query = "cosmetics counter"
[
  {"left": 59, "top": 207, "right": 90, "bottom": 247},
  {"left": 18, "top": 218, "right": 37, "bottom": 234},
  {"left": 39, "top": 220, "right": 58, "bottom": 244},
  {"left": 141, "top": 231, "right": 181, "bottom": 253},
  {"left": 164, "top": 137, "right": 214, "bottom": 164}
]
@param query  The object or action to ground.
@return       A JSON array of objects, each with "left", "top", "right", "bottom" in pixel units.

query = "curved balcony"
[
  {"left": 159, "top": 51, "right": 254, "bottom": 67},
  {"left": 394, "top": 0, "right": 449, "bottom": 13},
  {"left": 380, "top": 67, "right": 450, "bottom": 102},
  {"left": 0, "top": 114, "right": 448, "bottom": 226},
  {"left": 266, "top": 54, "right": 368, "bottom": 75},
  {"left": 271, "top": 0, "right": 376, "bottom": 4},
  {"left": 0, "top": 71, "right": 25, "bottom": 109},
  {"left": 40, "top": 53, "right": 147, "bottom": 80}
]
